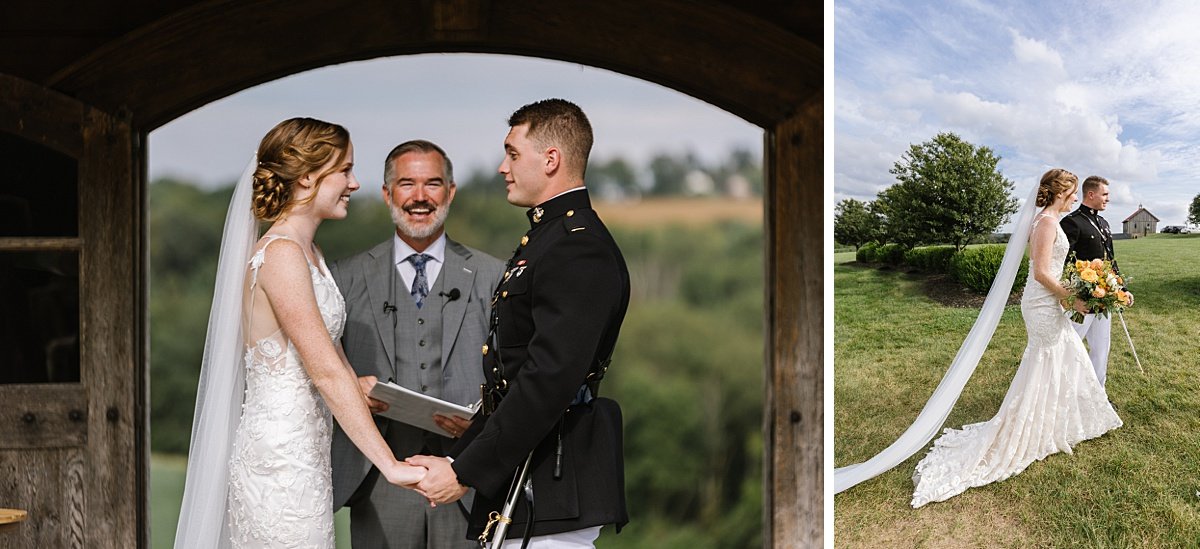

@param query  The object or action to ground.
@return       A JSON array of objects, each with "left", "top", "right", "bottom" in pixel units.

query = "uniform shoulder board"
[{"left": 563, "top": 210, "right": 588, "bottom": 233}]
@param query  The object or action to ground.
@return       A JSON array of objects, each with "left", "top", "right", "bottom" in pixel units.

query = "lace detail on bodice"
[
  {"left": 227, "top": 235, "right": 344, "bottom": 548},
  {"left": 1021, "top": 214, "right": 1071, "bottom": 347}
]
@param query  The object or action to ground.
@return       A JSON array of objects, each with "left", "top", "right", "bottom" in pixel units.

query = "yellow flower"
[
  {"left": 1075, "top": 260, "right": 1087, "bottom": 271},
  {"left": 1080, "top": 268, "right": 1099, "bottom": 283},
  {"left": 1116, "top": 289, "right": 1128, "bottom": 303},
  {"left": 1092, "top": 287, "right": 1106, "bottom": 298}
]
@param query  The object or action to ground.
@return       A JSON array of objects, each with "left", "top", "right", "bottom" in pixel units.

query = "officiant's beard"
[{"left": 389, "top": 200, "right": 450, "bottom": 240}]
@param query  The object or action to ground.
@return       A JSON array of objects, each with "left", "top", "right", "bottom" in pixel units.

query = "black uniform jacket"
[
  {"left": 1061, "top": 204, "right": 1120, "bottom": 273},
  {"left": 451, "top": 187, "right": 631, "bottom": 540}
]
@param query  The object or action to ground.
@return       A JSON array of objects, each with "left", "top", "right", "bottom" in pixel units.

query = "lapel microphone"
[{"left": 439, "top": 288, "right": 461, "bottom": 302}]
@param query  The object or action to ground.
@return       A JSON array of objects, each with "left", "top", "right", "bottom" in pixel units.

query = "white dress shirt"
[{"left": 393, "top": 232, "right": 447, "bottom": 292}]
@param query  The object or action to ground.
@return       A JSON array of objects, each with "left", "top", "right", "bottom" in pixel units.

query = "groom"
[
  {"left": 410, "top": 99, "right": 631, "bottom": 547},
  {"left": 1060, "top": 175, "right": 1133, "bottom": 386},
  {"left": 330, "top": 139, "right": 504, "bottom": 548}
]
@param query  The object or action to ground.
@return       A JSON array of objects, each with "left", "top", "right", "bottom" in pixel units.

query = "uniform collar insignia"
[{"left": 525, "top": 187, "right": 592, "bottom": 228}]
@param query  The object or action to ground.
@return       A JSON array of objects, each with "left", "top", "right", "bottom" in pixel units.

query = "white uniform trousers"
[
  {"left": 500, "top": 526, "right": 603, "bottom": 548},
  {"left": 1072, "top": 313, "right": 1112, "bottom": 385}
]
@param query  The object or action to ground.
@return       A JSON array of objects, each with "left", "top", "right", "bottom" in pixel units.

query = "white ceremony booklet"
[{"left": 368, "top": 381, "right": 480, "bottom": 437}]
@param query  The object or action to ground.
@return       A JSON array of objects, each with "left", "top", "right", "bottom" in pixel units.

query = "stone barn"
[{"left": 0, "top": 2, "right": 823, "bottom": 547}]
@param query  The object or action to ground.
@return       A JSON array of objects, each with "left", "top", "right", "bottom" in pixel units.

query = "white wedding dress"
[
  {"left": 225, "top": 235, "right": 344, "bottom": 547},
  {"left": 910, "top": 213, "right": 1122, "bottom": 507}
]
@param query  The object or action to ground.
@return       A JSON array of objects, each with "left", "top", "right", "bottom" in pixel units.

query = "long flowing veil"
[
  {"left": 833, "top": 182, "right": 1041, "bottom": 494},
  {"left": 174, "top": 156, "right": 258, "bottom": 548}
]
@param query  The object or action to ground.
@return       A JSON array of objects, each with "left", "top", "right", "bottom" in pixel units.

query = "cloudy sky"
[
  {"left": 149, "top": 53, "right": 762, "bottom": 191},
  {"left": 835, "top": 0, "right": 1200, "bottom": 227}
]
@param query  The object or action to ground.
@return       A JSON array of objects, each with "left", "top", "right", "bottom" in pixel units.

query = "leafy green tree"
[
  {"left": 1189, "top": 193, "right": 1200, "bottom": 226},
  {"left": 880, "top": 132, "right": 1018, "bottom": 250},
  {"left": 833, "top": 198, "right": 883, "bottom": 249}
]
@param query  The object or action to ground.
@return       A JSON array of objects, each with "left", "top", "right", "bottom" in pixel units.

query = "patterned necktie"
[{"left": 406, "top": 253, "right": 432, "bottom": 308}]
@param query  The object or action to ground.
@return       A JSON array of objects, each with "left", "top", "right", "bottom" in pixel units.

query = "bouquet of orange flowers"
[{"left": 1062, "top": 255, "right": 1132, "bottom": 323}]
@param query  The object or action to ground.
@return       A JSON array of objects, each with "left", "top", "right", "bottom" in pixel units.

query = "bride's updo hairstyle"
[
  {"left": 252, "top": 117, "right": 350, "bottom": 221},
  {"left": 1035, "top": 168, "right": 1078, "bottom": 208}
]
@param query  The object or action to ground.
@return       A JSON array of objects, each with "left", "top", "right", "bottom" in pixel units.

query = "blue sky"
[
  {"left": 835, "top": 0, "right": 1200, "bottom": 227},
  {"left": 149, "top": 53, "right": 763, "bottom": 192}
]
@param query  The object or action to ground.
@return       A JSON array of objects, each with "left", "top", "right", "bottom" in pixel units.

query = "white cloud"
[{"left": 835, "top": 0, "right": 1198, "bottom": 224}]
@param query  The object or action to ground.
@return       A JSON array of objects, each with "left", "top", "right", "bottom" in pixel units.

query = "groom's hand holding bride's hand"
[
  {"left": 382, "top": 460, "right": 426, "bottom": 490},
  {"left": 407, "top": 455, "right": 469, "bottom": 506}
]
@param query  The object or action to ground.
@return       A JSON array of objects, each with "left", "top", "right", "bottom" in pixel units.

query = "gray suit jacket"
[{"left": 329, "top": 235, "right": 504, "bottom": 508}]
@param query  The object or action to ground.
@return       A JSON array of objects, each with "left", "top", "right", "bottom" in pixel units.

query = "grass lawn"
[
  {"left": 834, "top": 234, "right": 1200, "bottom": 547},
  {"left": 151, "top": 454, "right": 351, "bottom": 548}
]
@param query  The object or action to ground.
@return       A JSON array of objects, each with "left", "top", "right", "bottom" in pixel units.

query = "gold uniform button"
[
  {"left": 482, "top": 344, "right": 489, "bottom": 355},
  {"left": 521, "top": 235, "right": 529, "bottom": 246},
  {"left": 502, "top": 290, "right": 509, "bottom": 298},
  {"left": 566, "top": 210, "right": 574, "bottom": 217}
]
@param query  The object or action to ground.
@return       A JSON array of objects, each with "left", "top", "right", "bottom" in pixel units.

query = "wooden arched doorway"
[{"left": 0, "top": 1, "right": 821, "bottom": 546}]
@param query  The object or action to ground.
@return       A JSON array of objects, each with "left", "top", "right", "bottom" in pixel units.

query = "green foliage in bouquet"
[{"left": 1062, "top": 254, "right": 1132, "bottom": 323}]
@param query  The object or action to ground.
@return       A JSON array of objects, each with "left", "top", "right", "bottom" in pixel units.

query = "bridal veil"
[{"left": 174, "top": 156, "right": 258, "bottom": 548}]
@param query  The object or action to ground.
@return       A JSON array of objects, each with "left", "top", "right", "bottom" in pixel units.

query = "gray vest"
[{"left": 391, "top": 262, "right": 446, "bottom": 399}]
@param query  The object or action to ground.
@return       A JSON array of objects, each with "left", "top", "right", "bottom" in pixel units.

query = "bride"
[
  {"left": 834, "top": 168, "right": 1122, "bottom": 505},
  {"left": 910, "top": 168, "right": 1122, "bottom": 506},
  {"left": 174, "top": 118, "right": 425, "bottom": 548}
]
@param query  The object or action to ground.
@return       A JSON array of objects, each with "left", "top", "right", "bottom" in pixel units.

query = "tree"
[
  {"left": 1189, "top": 193, "right": 1200, "bottom": 226},
  {"left": 833, "top": 198, "right": 883, "bottom": 249},
  {"left": 881, "top": 132, "right": 1018, "bottom": 250}
]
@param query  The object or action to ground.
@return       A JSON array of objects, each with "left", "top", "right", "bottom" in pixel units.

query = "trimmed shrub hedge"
[
  {"left": 948, "top": 245, "right": 1030, "bottom": 293},
  {"left": 876, "top": 243, "right": 907, "bottom": 265},
  {"left": 904, "top": 246, "right": 958, "bottom": 274},
  {"left": 856, "top": 242, "right": 879, "bottom": 263}
]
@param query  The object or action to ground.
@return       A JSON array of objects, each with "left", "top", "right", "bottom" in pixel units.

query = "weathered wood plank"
[
  {"left": 0, "top": 447, "right": 86, "bottom": 548},
  {"left": 78, "top": 106, "right": 139, "bottom": 548},
  {"left": 0, "top": 74, "right": 84, "bottom": 158},
  {"left": 0, "top": 238, "right": 83, "bottom": 251},
  {"left": 47, "top": 0, "right": 821, "bottom": 130},
  {"left": 765, "top": 93, "right": 823, "bottom": 548},
  {"left": 0, "top": 385, "right": 88, "bottom": 449}
]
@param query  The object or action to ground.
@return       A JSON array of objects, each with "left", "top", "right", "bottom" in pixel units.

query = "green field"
[{"left": 834, "top": 234, "right": 1200, "bottom": 547}]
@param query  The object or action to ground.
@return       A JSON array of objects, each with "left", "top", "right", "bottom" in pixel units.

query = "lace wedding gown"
[
  {"left": 911, "top": 213, "right": 1122, "bottom": 508},
  {"left": 226, "top": 235, "right": 345, "bottom": 547}
]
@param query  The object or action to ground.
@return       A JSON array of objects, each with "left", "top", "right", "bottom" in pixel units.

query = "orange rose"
[
  {"left": 1090, "top": 259, "right": 1104, "bottom": 270},
  {"left": 1092, "top": 287, "right": 1106, "bottom": 298},
  {"left": 1116, "top": 290, "right": 1128, "bottom": 303}
]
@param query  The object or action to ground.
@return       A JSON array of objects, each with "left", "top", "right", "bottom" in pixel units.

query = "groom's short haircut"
[
  {"left": 507, "top": 98, "right": 593, "bottom": 179},
  {"left": 1082, "top": 175, "right": 1109, "bottom": 197},
  {"left": 383, "top": 139, "right": 454, "bottom": 187}
]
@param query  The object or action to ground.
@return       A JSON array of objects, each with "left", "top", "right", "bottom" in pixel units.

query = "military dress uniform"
[
  {"left": 450, "top": 187, "right": 631, "bottom": 544},
  {"left": 1060, "top": 204, "right": 1122, "bottom": 385}
]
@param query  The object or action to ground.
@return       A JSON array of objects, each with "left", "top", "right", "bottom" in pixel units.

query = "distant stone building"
[{"left": 1122, "top": 205, "right": 1160, "bottom": 237}]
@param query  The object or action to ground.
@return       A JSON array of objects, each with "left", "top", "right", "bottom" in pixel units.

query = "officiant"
[{"left": 329, "top": 140, "right": 504, "bottom": 549}]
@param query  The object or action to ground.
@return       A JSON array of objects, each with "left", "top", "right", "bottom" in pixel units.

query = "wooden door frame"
[
  {"left": 0, "top": 74, "right": 145, "bottom": 548},
  {"left": 21, "top": 1, "right": 823, "bottom": 545}
]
